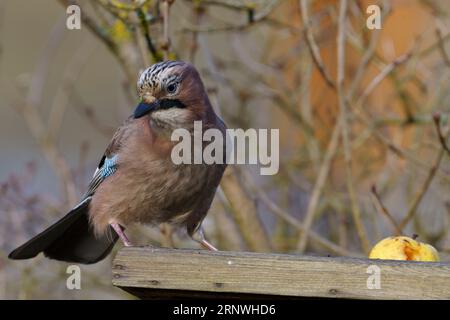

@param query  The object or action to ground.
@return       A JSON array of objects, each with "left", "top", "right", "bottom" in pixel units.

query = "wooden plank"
[{"left": 112, "top": 247, "right": 450, "bottom": 300}]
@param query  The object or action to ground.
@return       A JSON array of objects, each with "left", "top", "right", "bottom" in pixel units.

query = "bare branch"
[
  {"left": 337, "top": 0, "right": 370, "bottom": 254},
  {"left": 299, "top": 0, "right": 335, "bottom": 89},
  {"left": 398, "top": 148, "right": 445, "bottom": 230},
  {"left": 370, "top": 185, "right": 402, "bottom": 235},
  {"left": 433, "top": 113, "right": 450, "bottom": 156}
]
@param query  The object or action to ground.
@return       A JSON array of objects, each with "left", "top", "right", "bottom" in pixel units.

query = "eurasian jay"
[{"left": 9, "top": 61, "right": 227, "bottom": 264}]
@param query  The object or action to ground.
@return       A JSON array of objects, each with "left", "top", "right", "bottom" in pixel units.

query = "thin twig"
[
  {"left": 134, "top": 12, "right": 152, "bottom": 66},
  {"left": 337, "top": 0, "right": 370, "bottom": 254},
  {"left": 244, "top": 170, "right": 360, "bottom": 257},
  {"left": 57, "top": 0, "right": 137, "bottom": 85},
  {"left": 370, "top": 185, "right": 402, "bottom": 235},
  {"left": 136, "top": 7, "right": 160, "bottom": 61},
  {"left": 356, "top": 52, "right": 413, "bottom": 108},
  {"left": 347, "top": 0, "right": 391, "bottom": 100},
  {"left": 347, "top": 27, "right": 381, "bottom": 100},
  {"left": 296, "top": 115, "right": 342, "bottom": 252},
  {"left": 433, "top": 113, "right": 450, "bottom": 156},
  {"left": 105, "top": 0, "right": 150, "bottom": 11},
  {"left": 435, "top": 19, "right": 450, "bottom": 68},
  {"left": 18, "top": 14, "right": 78, "bottom": 206},
  {"left": 346, "top": 0, "right": 392, "bottom": 100},
  {"left": 161, "top": 0, "right": 172, "bottom": 60},
  {"left": 48, "top": 38, "right": 94, "bottom": 141},
  {"left": 299, "top": 0, "right": 335, "bottom": 89},
  {"left": 215, "top": 188, "right": 246, "bottom": 251},
  {"left": 58, "top": 0, "right": 116, "bottom": 53},
  {"left": 348, "top": 50, "right": 440, "bottom": 176},
  {"left": 220, "top": 168, "right": 273, "bottom": 252},
  {"left": 398, "top": 148, "right": 445, "bottom": 230}
]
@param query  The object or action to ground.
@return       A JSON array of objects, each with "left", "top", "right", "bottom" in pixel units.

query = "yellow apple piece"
[{"left": 369, "top": 236, "right": 439, "bottom": 262}]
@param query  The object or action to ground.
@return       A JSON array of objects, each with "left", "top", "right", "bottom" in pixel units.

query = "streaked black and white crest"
[{"left": 137, "top": 61, "right": 184, "bottom": 96}]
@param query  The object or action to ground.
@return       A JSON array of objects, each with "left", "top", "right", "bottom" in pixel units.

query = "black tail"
[{"left": 8, "top": 198, "right": 118, "bottom": 264}]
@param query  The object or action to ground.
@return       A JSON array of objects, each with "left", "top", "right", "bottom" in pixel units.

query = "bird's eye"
[{"left": 166, "top": 82, "right": 178, "bottom": 94}]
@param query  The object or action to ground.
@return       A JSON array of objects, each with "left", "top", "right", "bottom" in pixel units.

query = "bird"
[{"left": 9, "top": 60, "right": 227, "bottom": 264}]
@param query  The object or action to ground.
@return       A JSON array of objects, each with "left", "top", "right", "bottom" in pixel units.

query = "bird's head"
[{"left": 134, "top": 61, "right": 211, "bottom": 129}]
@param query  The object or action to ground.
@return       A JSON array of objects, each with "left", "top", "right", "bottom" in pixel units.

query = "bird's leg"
[
  {"left": 191, "top": 228, "right": 218, "bottom": 251},
  {"left": 110, "top": 223, "right": 132, "bottom": 247},
  {"left": 160, "top": 223, "right": 175, "bottom": 248}
]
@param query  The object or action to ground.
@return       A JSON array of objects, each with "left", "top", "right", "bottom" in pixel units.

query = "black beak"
[
  {"left": 133, "top": 99, "right": 187, "bottom": 119},
  {"left": 133, "top": 100, "right": 160, "bottom": 119}
]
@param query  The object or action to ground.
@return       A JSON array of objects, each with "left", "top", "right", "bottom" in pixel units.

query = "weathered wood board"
[{"left": 112, "top": 247, "right": 450, "bottom": 299}]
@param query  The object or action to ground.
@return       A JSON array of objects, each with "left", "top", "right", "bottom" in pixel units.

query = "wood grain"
[{"left": 112, "top": 247, "right": 450, "bottom": 300}]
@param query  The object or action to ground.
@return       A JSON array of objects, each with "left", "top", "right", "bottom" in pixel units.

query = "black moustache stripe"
[{"left": 133, "top": 99, "right": 186, "bottom": 119}]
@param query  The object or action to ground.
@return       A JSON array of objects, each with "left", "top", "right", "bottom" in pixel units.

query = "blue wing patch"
[
  {"left": 101, "top": 155, "right": 118, "bottom": 178},
  {"left": 83, "top": 155, "right": 118, "bottom": 198}
]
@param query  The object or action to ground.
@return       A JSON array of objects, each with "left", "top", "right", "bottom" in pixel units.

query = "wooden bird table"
[{"left": 112, "top": 247, "right": 450, "bottom": 299}]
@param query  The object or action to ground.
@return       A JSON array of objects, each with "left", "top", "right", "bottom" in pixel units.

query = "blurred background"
[{"left": 1, "top": 0, "right": 449, "bottom": 299}]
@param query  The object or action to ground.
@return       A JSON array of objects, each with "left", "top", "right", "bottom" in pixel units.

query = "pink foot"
[
  {"left": 110, "top": 223, "right": 132, "bottom": 247},
  {"left": 200, "top": 239, "right": 218, "bottom": 251},
  {"left": 191, "top": 228, "right": 218, "bottom": 251}
]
